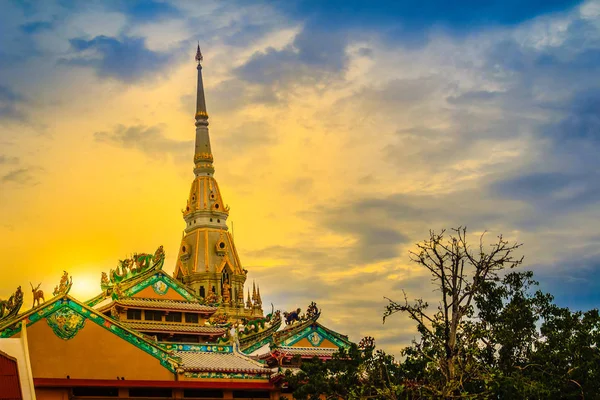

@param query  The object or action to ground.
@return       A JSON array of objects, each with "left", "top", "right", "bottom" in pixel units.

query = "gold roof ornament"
[
  {"left": 30, "top": 282, "right": 45, "bottom": 308},
  {"left": 53, "top": 271, "right": 73, "bottom": 297},
  {"left": 0, "top": 286, "right": 24, "bottom": 322}
]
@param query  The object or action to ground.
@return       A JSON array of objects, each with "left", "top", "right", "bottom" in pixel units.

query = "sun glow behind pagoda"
[{"left": 0, "top": 47, "right": 352, "bottom": 399}]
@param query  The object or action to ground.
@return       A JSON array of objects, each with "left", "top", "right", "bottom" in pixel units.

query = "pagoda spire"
[
  {"left": 195, "top": 43, "right": 207, "bottom": 121},
  {"left": 193, "top": 44, "right": 214, "bottom": 175},
  {"left": 256, "top": 284, "right": 262, "bottom": 306},
  {"left": 246, "top": 289, "right": 252, "bottom": 308}
]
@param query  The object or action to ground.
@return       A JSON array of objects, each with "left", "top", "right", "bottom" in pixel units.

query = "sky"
[{"left": 1, "top": 0, "right": 599, "bottom": 355}]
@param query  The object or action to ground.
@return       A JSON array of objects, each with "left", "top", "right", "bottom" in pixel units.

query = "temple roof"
[
  {"left": 120, "top": 321, "right": 227, "bottom": 335},
  {"left": 260, "top": 347, "right": 339, "bottom": 359},
  {"left": 87, "top": 266, "right": 207, "bottom": 309},
  {"left": 176, "top": 350, "right": 269, "bottom": 374},
  {"left": 107, "top": 298, "right": 217, "bottom": 313}
]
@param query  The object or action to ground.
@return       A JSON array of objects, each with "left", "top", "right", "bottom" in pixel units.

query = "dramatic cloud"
[
  {"left": 2, "top": 0, "right": 600, "bottom": 356},
  {"left": 63, "top": 35, "right": 175, "bottom": 82},
  {"left": 231, "top": 23, "right": 350, "bottom": 103}
]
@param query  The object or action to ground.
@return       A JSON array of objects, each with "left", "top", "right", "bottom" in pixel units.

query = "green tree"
[
  {"left": 284, "top": 338, "right": 405, "bottom": 400},
  {"left": 384, "top": 227, "right": 523, "bottom": 397},
  {"left": 287, "top": 227, "right": 600, "bottom": 399}
]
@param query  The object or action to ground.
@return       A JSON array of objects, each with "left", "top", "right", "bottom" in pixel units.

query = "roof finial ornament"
[{"left": 195, "top": 42, "right": 203, "bottom": 65}]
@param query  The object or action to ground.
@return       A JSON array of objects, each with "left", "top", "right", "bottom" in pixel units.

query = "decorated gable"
[
  {"left": 0, "top": 297, "right": 179, "bottom": 381},
  {"left": 127, "top": 273, "right": 196, "bottom": 302},
  {"left": 282, "top": 323, "right": 351, "bottom": 350},
  {"left": 95, "top": 245, "right": 200, "bottom": 302}
]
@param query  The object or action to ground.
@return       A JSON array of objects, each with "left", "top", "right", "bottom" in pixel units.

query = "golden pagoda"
[
  {"left": 173, "top": 45, "right": 262, "bottom": 321},
  {"left": 0, "top": 46, "right": 351, "bottom": 400}
]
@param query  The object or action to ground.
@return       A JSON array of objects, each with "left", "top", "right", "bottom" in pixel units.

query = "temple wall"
[
  {"left": 35, "top": 388, "right": 69, "bottom": 400},
  {"left": 27, "top": 321, "right": 173, "bottom": 381}
]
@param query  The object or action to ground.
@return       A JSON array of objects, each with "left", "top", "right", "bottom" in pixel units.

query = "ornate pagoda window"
[
  {"left": 185, "top": 313, "right": 199, "bottom": 323},
  {"left": 144, "top": 310, "right": 164, "bottom": 321},
  {"left": 127, "top": 309, "right": 142, "bottom": 320},
  {"left": 165, "top": 312, "right": 182, "bottom": 322},
  {"left": 200, "top": 286, "right": 205, "bottom": 298}
]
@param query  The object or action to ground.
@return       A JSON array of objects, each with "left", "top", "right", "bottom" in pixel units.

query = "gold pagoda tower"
[{"left": 173, "top": 45, "right": 262, "bottom": 320}]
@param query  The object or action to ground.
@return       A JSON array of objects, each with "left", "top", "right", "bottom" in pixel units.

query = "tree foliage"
[{"left": 286, "top": 227, "right": 600, "bottom": 399}]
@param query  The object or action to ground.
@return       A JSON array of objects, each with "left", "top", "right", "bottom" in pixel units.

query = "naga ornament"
[
  {"left": 53, "top": 271, "right": 73, "bottom": 296},
  {"left": 0, "top": 286, "right": 24, "bottom": 322}
]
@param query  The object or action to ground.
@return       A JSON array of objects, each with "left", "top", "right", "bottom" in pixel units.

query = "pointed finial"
[
  {"left": 246, "top": 289, "right": 253, "bottom": 308},
  {"left": 195, "top": 42, "right": 203, "bottom": 65}
]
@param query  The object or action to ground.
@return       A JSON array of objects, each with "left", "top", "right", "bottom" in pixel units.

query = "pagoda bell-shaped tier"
[{"left": 173, "top": 46, "right": 262, "bottom": 321}]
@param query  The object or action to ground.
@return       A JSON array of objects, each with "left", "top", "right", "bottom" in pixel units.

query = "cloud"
[
  {"left": 534, "top": 254, "right": 600, "bottom": 311},
  {"left": 20, "top": 21, "right": 53, "bottom": 34},
  {"left": 63, "top": 35, "right": 175, "bottom": 82},
  {"left": 119, "top": 0, "right": 181, "bottom": 22},
  {"left": 94, "top": 124, "right": 191, "bottom": 161},
  {"left": 213, "top": 120, "right": 277, "bottom": 152},
  {"left": 1, "top": 168, "right": 39, "bottom": 185},
  {"left": 447, "top": 90, "right": 503, "bottom": 105},
  {"left": 0, "top": 85, "right": 26, "bottom": 120},
  {"left": 231, "top": 23, "right": 350, "bottom": 101},
  {"left": 0, "top": 155, "right": 19, "bottom": 165}
]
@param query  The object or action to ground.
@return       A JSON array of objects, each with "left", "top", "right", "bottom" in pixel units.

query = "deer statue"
[{"left": 30, "top": 282, "right": 45, "bottom": 308}]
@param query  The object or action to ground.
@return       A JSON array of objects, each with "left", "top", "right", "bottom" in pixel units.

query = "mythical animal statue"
[
  {"left": 0, "top": 294, "right": 13, "bottom": 318},
  {"left": 30, "top": 282, "right": 45, "bottom": 307},
  {"left": 133, "top": 253, "right": 153, "bottom": 272},
  {"left": 153, "top": 245, "right": 165, "bottom": 263},
  {"left": 204, "top": 291, "right": 219, "bottom": 305},
  {"left": 283, "top": 308, "right": 302, "bottom": 325},
  {"left": 305, "top": 301, "right": 319, "bottom": 319},
  {"left": 101, "top": 271, "right": 109, "bottom": 287},
  {"left": 238, "top": 316, "right": 268, "bottom": 336},
  {"left": 264, "top": 304, "right": 281, "bottom": 324}
]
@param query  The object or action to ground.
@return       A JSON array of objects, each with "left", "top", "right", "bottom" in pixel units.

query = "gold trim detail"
[
  {"left": 194, "top": 152, "right": 213, "bottom": 163},
  {"left": 204, "top": 230, "right": 209, "bottom": 272},
  {"left": 195, "top": 111, "right": 209, "bottom": 119}
]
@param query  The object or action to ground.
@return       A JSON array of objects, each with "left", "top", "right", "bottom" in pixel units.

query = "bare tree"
[{"left": 384, "top": 227, "right": 523, "bottom": 397}]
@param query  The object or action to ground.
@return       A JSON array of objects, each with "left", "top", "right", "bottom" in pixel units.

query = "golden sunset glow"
[{"left": 2, "top": 0, "right": 600, "bottom": 356}]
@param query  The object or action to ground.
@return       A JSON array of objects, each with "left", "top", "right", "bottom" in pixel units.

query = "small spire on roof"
[
  {"left": 246, "top": 289, "right": 252, "bottom": 308},
  {"left": 256, "top": 284, "right": 262, "bottom": 306}
]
